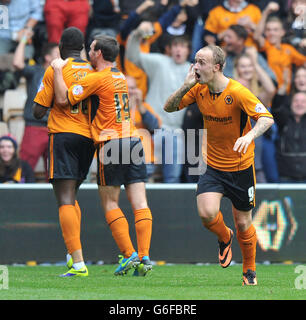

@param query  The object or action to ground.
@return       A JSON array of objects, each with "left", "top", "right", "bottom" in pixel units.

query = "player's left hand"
[
  {"left": 51, "top": 58, "right": 69, "bottom": 70},
  {"left": 233, "top": 132, "right": 254, "bottom": 154}
]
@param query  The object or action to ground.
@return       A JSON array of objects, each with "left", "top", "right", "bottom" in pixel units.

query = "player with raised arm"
[
  {"left": 164, "top": 45, "right": 274, "bottom": 285},
  {"left": 33, "top": 27, "right": 95, "bottom": 277},
  {"left": 51, "top": 35, "right": 153, "bottom": 277}
]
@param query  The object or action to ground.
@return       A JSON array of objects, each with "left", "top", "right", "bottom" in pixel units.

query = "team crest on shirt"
[
  {"left": 255, "top": 103, "right": 267, "bottom": 113},
  {"left": 224, "top": 95, "right": 233, "bottom": 104},
  {"left": 72, "top": 84, "right": 84, "bottom": 96}
]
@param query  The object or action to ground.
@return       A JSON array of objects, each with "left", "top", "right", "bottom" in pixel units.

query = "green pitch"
[{"left": 0, "top": 264, "right": 305, "bottom": 300}]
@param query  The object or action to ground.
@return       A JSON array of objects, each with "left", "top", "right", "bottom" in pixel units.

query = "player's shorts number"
[
  {"left": 248, "top": 186, "right": 254, "bottom": 202},
  {"left": 115, "top": 92, "right": 130, "bottom": 123}
]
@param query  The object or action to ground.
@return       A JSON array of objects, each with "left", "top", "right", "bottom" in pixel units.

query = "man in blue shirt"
[{"left": 0, "top": 0, "right": 42, "bottom": 59}]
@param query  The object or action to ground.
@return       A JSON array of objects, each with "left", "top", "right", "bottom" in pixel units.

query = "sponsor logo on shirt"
[
  {"left": 204, "top": 115, "right": 233, "bottom": 124},
  {"left": 255, "top": 103, "right": 267, "bottom": 113}
]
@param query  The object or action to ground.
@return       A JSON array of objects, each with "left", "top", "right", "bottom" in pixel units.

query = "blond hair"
[
  {"left": 233, "top": 53, "right": 260, "bottom": 96},
  {"left": 205, "top": 45, "right": 226, "bottom": 71}
]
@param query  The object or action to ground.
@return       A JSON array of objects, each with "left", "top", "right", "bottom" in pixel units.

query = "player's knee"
[
  {"left": 236, "top": 219, "right": 252, "bottom": 232},
  {"left": 130, "top": 198, "right": 148, "bottom": 211},
  {"left": 101, "top": 199, "right": 119, "bottom": 213},
  {"left": 57, "top": 197, "right": 75, "bottom": 207},
  {"left": 55, "top": 190, "right": 75, "bottom": 207},
  {"left": 126, "top": 188, "right": 148, "bottom": 211},
  {"left": 198, "top": 206, "right": 218, "bottom": 223}
]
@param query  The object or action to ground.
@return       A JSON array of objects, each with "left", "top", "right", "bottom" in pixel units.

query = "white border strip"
[{"left": 0, "top": 183, "right": 306, "bottom": 190}]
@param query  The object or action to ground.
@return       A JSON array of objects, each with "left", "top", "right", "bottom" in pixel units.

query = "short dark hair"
[
  {"left": 170, "top": 35, "right": 191, "bottom": 49},
  {"left": 41, "top": 42, "right": 58, "bottom": 61},
  {"left": 59, "top": 27, "right": 84, "bottom": 52},
  {"left": 229, "top": 24, "right": 248, "bottom": 41},
  {"left": 93, "top": 35, "right": 119, "bottom": 62}
]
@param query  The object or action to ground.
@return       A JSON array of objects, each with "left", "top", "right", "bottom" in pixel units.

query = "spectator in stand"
[
  {"left": 223, "top": 24, "right": 277, "bottom": 83},
  {"left": 126, "top": 23, "right": 191, "bottom": 183},
  {"left": 253, "top": 1, "right": 306, "bottom": 94},
  {"left": 86, "top": 0, "right": 121, "bottom": 49},
  {"left": 0, "top": 0, "right": 42, "bottom": 59},
  {"left": 127, "top": 75, "right": 161, "bottom": 180},
  {"left": 233, "top": 47, "right": 276, "bottom": 183},
  {"left": 119, "top": 0, "right": 143, "bottom": 18},
  {"left": 157, "top": 0, "right": 199, "bottom": 58},
  {"left": 283, "top": 0, "right": 306, "bottom": 53},
  {"left": 203, "top": 0, "right": 261, "bottom": 48},
  {"left": 117, "top": 0, "right": 192, "bottom": 98},
  {"left": 261, "top": 121, "right": 279, "bottom": 182},
  {"left": 191, "top": 0, "right": 222, "bottom": 59},
  {"left": 13, "top": 35, "right": 60, "bottom": 178},
  {"left": 0, "top": 135, "right": 35, "bottom": 183},
  {"left": 116, "top": 0, "right": 158, "bottom": 98},
  {"left": 166, "top": 0, "right": 198, "bottom": 38},
  {"left": 181, "top": 102, "right": 203, "bottom": 183},
  {"left": 272, "top": 91, "right": 306, "bottom": 182},
  {"left": 293, "top": 66, "right": 306, "bottom": 93},
  {"left": 233, "top": 47, "right": 276, "bottom": 106},
  {"left": 44, "top": 0, "right": 90, "bottom": 43},
  {"left": 262, "top": 65, "right": 306, "bottom": 182},
  {"left": 249, "top": 0, "right": 288, "bottom": 17}
]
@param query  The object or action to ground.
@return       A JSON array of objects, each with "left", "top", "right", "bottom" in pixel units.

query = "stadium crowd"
[{"left": 0, "top": 0, "right": 306, "bottom": 184}]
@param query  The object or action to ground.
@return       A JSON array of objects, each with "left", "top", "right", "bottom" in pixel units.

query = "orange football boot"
[{"left": 218, "top": 228, "right": 234, "bottom": 268}]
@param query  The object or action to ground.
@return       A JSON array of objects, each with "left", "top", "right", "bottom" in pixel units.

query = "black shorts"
[
  {"left": 196, "top": 164, "right": 256, "bottom": 211},
  {"left": 96, "top": 137, "right": 148, "bottom": 186},
  {"left": 48, "top": 132, "right": 95, "bottom": 181}
]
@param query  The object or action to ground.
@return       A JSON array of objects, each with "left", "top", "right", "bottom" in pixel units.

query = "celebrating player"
[
  {"left": 51, "top": 35, "right": 153, "bottom": 277},
  {"left": 164, "top": 45, "right": 274, "bottom": 285},
  {"left": 33, "top": 27, "right": 95, "bottom": 277}
]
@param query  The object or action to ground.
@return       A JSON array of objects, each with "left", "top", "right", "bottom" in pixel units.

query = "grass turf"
[{"left": 0, "top": 264, "right": 305, "bottom": 300}]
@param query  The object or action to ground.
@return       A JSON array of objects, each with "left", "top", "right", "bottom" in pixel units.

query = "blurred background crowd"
[{"left": 0, "top": 0, "right": 305, "bottom": 184}]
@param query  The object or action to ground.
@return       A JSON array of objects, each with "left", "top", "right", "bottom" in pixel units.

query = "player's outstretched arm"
[
  {"left": 164, "top": 64, "right": 196, "bottom": 113},
  {"left": 253, "top": 2, "right": 279, "bottom": 48},
  {"left": 51, "top": 58, "right": 69, "bottom": 106},
  {"left": 126, "top": 22, "right": 154, "bottom": 68},
  {"left": 233, "top": 116, "right": 274, "bottom": 154}
]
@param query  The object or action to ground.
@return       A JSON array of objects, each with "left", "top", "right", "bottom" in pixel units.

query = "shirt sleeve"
[
  {"left": 178, "top": 86, "right": 197, "bottom": 111},
  {"left": 67, "top": 73, "right": 99, "bottom": 106},
  {"left": 29, "top": 0, "right": 43, "bottom": 21},
  {"left": 250, "top": 4, "right": 262, "bottom": 25},
  {"left": 237, "top": 86, "right": 273, "bottom": 121},
  {"left": 33, "top": 66, "right": 54, "bottom": 108},
  {"left": 289, "top": 45, "right": 306, "bottom": 66},
  {"left": 203, "top": 7, "right": 218, "bottom": 34}
]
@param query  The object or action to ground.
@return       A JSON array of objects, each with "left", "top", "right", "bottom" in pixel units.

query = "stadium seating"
[
  {"left": 8, "top": 115, "right": 24, "bottom": 145},
  {"left": 0, "top": 121, "right": 9, "bottom": 136},
  {"left": 34, "top": 161, "right": 46, "bottom": 182},
  {"left": 2, "top": 82, "right": 26, "bottom": 145},
  {"left": 3, "top": 85, "right": 26, "bottom": 123}
]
